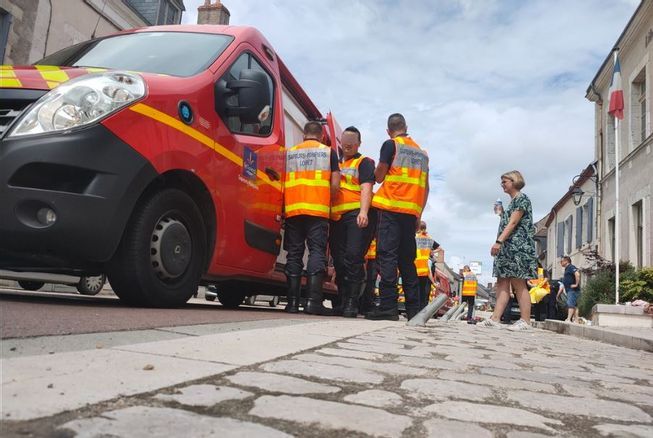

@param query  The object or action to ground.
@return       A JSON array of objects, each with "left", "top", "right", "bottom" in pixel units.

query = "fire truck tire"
[
  {"left": 108, "top": 189, "right": 207, "bottom": 307},
  {"left": 18, "top": 280, "right": 45, "bottom": 291}
]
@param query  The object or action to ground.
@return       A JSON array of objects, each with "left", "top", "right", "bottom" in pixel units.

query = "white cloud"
[{"left": 182, "top": 0, "right": 639, "bottom": 282}]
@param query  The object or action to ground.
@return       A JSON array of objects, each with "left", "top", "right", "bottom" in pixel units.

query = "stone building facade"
[
  {"left": 585, "top": 0, "right": 652, "bottom": 269},
  {"left": 197, "top": 0, "right": 230, "bottom": 25},
  {"left": 1, "top": 0, "right": 184, "bottom": 65}
]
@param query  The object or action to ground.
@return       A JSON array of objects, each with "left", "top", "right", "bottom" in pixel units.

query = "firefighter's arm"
[
  {"left": 330, "top": 170, "right": 340, "bottom": 199},
  {"left": 357, "top": 182, "right": 373, "bottom": 228},
  {"left": 375, "top": 162, "right": 389, "bottom": 183}
]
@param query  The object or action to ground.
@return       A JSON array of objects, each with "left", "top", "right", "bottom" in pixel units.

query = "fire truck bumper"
[{"left": 0, "top": 124, "right": 157, "bottom": 271}]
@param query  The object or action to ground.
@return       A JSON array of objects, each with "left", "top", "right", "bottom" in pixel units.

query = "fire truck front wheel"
[{"left": 108, "top": 189, "right": 207, "bottom": 307}]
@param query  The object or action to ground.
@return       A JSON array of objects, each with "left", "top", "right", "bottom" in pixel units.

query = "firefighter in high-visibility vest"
[
  {"left": 283, "top": 121, "right": 340, "bottom": 315},
  {"left": 461, "top": 265, "right": 478, "bottom": 323},
  {"left": 415, "top": 221, "right": 437, "bottom": 311},
  {"left": 365, "top": 113, "right": 429, "bottom": 321},
  {"left": 329, "top": 126, "right": 376, "bottom": 318}
]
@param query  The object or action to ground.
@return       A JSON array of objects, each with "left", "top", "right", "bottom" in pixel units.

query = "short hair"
[
  {"left": 343, "top": 126, "right": 361, "bottom": 143},
  {"left": 303, "top": 121, "right": 323, "bottom": 138},
  {"left": 419, "top": 220, "right": 427, "bottom": 230},
  {"left": 463, "top": 265, "right": 470, "bottom": 270},
  {"left": 501, "top": 170, "right": 525, "bottom": 190},
  {"left": 387, "top": 113, "right": 407, "bottom": 133},
  {"left": 562, "top": 256, "right": 571, "bottom": 263}
]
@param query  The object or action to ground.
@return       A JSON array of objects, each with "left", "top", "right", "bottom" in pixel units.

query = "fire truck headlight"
[{"left": 8, "top": 71, "right": 146, "bottom": 137}]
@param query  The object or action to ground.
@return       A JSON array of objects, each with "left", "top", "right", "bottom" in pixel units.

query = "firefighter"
[
  {"left": 283, "top": 121, "right": 340, "bottom": 315},
  {"left": 330, "top": 126, "right": 376, "bottom": 317},
  {"left": 415, "top": 221, "right": 437, "bottom": 311},
  {"left": 366, "top": 113, "right": 429, "bottom": 321},
  {"left": 461, "top": 265, "right": 478, "bottom": 323}
]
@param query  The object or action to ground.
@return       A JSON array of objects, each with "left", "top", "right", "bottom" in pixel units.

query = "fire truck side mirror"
[{"left": 215, "top": 69, "right": 270, "bottom": 125}]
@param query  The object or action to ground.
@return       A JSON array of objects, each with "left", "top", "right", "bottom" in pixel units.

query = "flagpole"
[
  {"left": 613, "top": 50, "right": 620, "bottom": 305},
  {"left": 615, "top": 117, "right": 620, "bottom": 304}
]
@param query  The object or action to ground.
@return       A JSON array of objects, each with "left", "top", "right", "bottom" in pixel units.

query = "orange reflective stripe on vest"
[
  {"left": 284, "top": 140, "right": 332, "bottom": 219},
  {"left": 331, "top": 156, "right": 365, "bottom": 220},
  {"left": 462, "top": 272, "right": 478, "bottom": 296},
  {"left": 365, "top": 239, "right": 377, "bottom": 260},
  {"left": 414, "top": 232, "right": 433, "bottom": 276},
  {"left": 372, "top": 136, "right": 428, "bottom": 217}
]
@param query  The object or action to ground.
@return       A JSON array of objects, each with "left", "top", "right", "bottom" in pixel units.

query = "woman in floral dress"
[{"left": 480, "top": 170, "right": 537, "bottom": 331}]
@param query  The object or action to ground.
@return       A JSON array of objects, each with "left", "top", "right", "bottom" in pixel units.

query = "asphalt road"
[{"left": 0, "top": 288, "right": 323, "bottom": 339}]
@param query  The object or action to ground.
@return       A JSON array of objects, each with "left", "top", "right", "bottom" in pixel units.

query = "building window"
[
  {"left": 161, "top": 1, "right": 180, "bottom": 25},
  {"left": 631, "top": 67, "right": 647, "bottom": 148},
  {"left": 575, "top": 206, "right": 583, "bottom": 249},
  {"left": 606, "top": 114, "right": 616, "bottom": 171},
  {"left": 608, "top": 217, "right": 616, "bottom": 262},
  {"left": 564, "top": 215, "right": 573, "bottom": 255},
  {"left": 632, "top": 200, "right": 644, "bottom": 268},
  {"left": 584, "top": 197, "right": 594, "bottom": 243}
]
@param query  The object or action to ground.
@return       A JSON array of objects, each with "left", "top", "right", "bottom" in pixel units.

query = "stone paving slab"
[
  {"left": 59, "top": 406, "right": 292, "bottom": 437},
  {"left": 249, "top": 395, "right": 413, "bottom": 438},
  {"left": 152, "top": 384, "right": 253, "bottom": 407}
]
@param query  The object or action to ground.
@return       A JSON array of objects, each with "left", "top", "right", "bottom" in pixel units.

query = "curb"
[{"left": 533, "top": 320, "right": 653, "bottom": 352}]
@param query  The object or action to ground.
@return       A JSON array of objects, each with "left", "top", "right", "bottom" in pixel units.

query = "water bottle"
[{"left": 494, "top": 199, "right": 503, "bottom": 216}]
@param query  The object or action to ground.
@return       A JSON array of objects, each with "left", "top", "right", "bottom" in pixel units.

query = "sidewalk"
[
  {"left": 534, "top": 319, "right": 653, "bottom": 352},
  {"left": 2, "top": 319, "right": 653, "bottom": 437}
]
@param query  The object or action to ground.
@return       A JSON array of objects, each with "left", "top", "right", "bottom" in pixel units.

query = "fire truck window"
[{"left": 217, "top": 52, "right": 274, "bottom": 136}]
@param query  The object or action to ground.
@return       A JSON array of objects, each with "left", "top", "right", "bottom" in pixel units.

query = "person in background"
[
  {"left": 415, "top": 221, "right": 437, "bottom": 311},
  {"left": 559, "top": 256, "right": 581, "bottom": 323},
  {"left": 360, "top": 238, "right": 378, "bottom": 314},
  {"left": 461, "top": 265, "right": 478, "bottom": 324},
  {"left": 479, "top": 170, "right": 537, "bottom": 331}
]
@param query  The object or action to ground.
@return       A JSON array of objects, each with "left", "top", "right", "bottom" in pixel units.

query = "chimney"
[{"left": 198, "top": 0, "right": 230, "bottom": 25}]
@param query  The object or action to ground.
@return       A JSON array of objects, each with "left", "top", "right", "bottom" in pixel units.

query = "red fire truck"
[{"left": 0, "top": 25, "right": 341, "bottom": 307}]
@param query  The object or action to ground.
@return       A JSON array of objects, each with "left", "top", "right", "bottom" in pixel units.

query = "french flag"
[{"left": 608, "top": 54, "right": 624, "bottom": 120}]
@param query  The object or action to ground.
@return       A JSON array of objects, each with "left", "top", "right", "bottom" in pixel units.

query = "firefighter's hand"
[{"left": 357, "top": 212, "right": 368, "bottom": 228}]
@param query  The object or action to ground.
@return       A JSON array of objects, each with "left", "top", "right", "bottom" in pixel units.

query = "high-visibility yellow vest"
[
  {"left": 461, "top": 271, "right": 478, "bottom": 296},
  {"left": 330, "top": 155, "right": 365, "bottom": 221},
  {"left": 365, "top": 239, "right": 377, "bottom": 260},
  {"left": 372, "top": 136, "right": 428, "bottom": 217},
  {"left": 284, "top": 140, "right": 332, "bottom": 219},
  {"left": 415, "top": 232, "right": 434, "bottom": 277}
]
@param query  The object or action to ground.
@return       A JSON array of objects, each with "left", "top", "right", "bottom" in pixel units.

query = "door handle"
[{"left": 264, "top": 167, "right": 281, "bottom": 181}]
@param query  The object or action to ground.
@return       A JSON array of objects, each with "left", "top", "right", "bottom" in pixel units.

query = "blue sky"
[{"left": 184, "top": 0, "right": 639, "bottom": 283}]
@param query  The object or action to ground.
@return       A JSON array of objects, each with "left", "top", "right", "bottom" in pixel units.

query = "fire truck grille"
[
  {"left": 0, "top": 89, "right": 47, "bottom": 137},
  {"left": 0, "top": 108, "right": 25, "bottom": 135}
]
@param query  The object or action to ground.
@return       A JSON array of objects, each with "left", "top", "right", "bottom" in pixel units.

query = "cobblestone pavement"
[{"left": 3, "top": 321, "right": 653, "bottom": 437}]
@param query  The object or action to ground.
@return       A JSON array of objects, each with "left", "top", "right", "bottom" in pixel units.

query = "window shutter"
[
  {"left": 567, "top": 216, "right": 573, "bottom": 254},
  {"left": 576, "top": 207, "right": 583, "bottom": 249},
  {"left": 557, "top": 222, "right": 564, "bottom": 257},
  {"left": 587, "top": 197, "right": 594, "bottom": 243}
]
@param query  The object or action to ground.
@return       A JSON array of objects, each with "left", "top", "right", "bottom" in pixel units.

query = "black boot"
[
  {"left": 284, "top": 275, "right": 301, "bottom": 313},
  {"left": 332, "top": 277, "right": 344, "bottom": 316},
  {"left": 342, "top": 281, "right": 363, "bottom": 318},
  {"left": 365, "top": 307, "right": 399, "bottom": 321},
  {"left": 304, "top": 273, "right": 333, "bottom": 316}
]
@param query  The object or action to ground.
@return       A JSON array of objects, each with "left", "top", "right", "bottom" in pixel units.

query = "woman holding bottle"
[{"left": 480, "top": 170, "right": 537, "bottom": 331}]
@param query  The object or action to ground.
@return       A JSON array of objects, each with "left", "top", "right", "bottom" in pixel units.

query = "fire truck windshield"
[{"left": 36, "top": 32, "right": 234, "bottom": 77}]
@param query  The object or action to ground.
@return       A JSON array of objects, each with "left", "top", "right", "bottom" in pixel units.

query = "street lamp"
[
  {"left": 570, "top": 173, "right": 597, "bottom": 206},
  {"left": 571, "top": 186, "right": 584, "bottom": 206}
]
